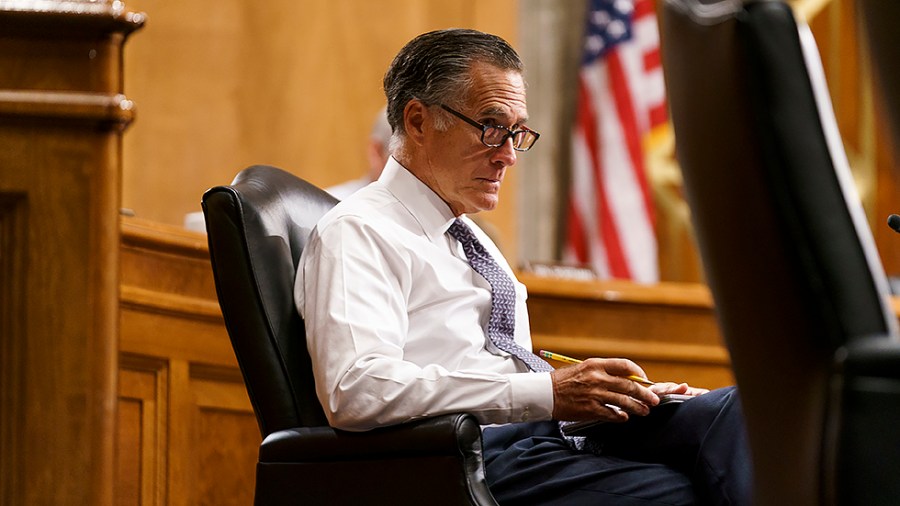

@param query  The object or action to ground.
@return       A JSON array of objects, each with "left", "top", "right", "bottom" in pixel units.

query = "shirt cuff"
[{"left": 508, "top": 372, "right": 554, "bottom": 422}]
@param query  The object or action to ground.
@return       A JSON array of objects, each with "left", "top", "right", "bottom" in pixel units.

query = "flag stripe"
[
  {"left": 578, "top": 76, "right": 632, "bottom": 278},
  {"left": 607, "top": 50, "right": 655, "bottom": 224},
  {"left": 643, "top": 47, "right": 661, "bottom": 72},
  {"left": 649, "top": 103, "right": 668, "bottom": 128},
  {"left": 570, "top": 124, "right": 613, "bottom": 278},
  {"left": 634, "top": 0, "right": 654, "bottom": 18},
  {"left": 565, "top": 0, "right": 665, "bottom": 283},
  {"left": 566, "top": 199, "right": 589, "bottom": 262}
]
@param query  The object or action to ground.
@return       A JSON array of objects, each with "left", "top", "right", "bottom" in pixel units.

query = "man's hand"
[
  {"left": 550, "top": 358, "right": 660, "bottom": 422},
  {"left": 649, "top": 381, "right": 709, "bottom": 397}
]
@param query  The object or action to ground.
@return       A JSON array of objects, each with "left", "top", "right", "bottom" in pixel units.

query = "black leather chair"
[
  {"left": 659, "top": 1, "right": 900, "bottom": 504},
  {"left": 202, "top": 165, "right": 497, "bottom": 505}
]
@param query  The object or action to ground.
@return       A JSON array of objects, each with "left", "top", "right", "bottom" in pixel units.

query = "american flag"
[{"left": 564, "top": 0, "right": 667, "bottom": 283}]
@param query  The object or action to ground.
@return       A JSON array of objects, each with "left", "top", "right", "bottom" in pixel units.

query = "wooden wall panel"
[
  {"left": 0, "top": 194, "right": 27, "bottom": 506},
  {"left": 160, "top": 360, "right": 258, "bottom": 506},
  {"left": 119, "top": 218, "right": 259, "bottom": 506},
  {"left": 188, "top": 370, "right": 259, "bottom": 506},
  {"left": 119, "top": 0, "right": 900, "bottom": 276},
  {"left": 117, "top": 356, "right": 168, "bottom": 506},
  {"left": 116, "top": 397, "right": 143, "bottom": 505},
  {"left": 122, "top": 0, "right": 521, "bottom": 261}
]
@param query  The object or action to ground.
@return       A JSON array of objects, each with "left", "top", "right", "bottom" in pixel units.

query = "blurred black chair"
[
  {"left": 202, "top": 165, "right": 497, "bottom": 505},
  {"left": 659, "top": 1, "right": 900, "bottom": 504}
]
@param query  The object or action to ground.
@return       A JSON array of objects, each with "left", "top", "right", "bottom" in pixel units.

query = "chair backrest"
[
  {"left": 202, "top": 165, "right": 337, "bottom": 437},
  {"left": 659, "top": 1, "right": 898, "bottom": 504}
]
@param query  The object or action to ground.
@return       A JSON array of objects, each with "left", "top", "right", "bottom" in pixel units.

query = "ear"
[
  {"left": 402, "top": 99, "right": 429, "bottom": 147},
  {"left": 365, "top": 139, "right": 388, "bottom": 179}
]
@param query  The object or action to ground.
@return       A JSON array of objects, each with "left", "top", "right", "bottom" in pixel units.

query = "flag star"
[
  {"left": 592, "top": 10, "right": 610, "bottom": 27},
  {"left": 615, "top": 0, "right": 634, "bottom": 15},
  {"left": 608, "top": 19, "right": 627, "bottom": 39},
  {"left": 586, "top": 35, "right": 605, "bottom": 55}
]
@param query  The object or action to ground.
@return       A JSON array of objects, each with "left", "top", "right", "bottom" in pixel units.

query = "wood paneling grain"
[
  {"left": 190, "top": 375, "right": 258, "bottom": 506},
  {"left": 117, "top": 356, "right": 168, "bottom": 506},
  {"left": 0, "top": 4, "right": 142, "bottom": 504},
  {"left": 121, "top": 0, "right": 520, "bottom": 261},
  {"left": 118, "top": 217, "right": 258, "bottom": 505}
]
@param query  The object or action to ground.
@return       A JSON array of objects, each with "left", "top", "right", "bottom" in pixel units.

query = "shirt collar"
[{"left": 378, "top": 157, "right": 459, "bottom": 243}]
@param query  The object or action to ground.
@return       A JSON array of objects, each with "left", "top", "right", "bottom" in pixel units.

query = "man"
[
  {"left": 324, "top": 104, "right": 507, "bottom": 249},
  {"left": 295, "top": 28, "right": 751, "bottom": 505}
]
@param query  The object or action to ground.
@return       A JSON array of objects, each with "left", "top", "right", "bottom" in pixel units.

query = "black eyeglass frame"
[{"left": 439, "top": 104, "right": 540, "bottom": 152}]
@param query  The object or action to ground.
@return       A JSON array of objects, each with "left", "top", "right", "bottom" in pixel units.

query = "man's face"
[{"left": 419, "top": 62, "right": 528, "bottom": 216}]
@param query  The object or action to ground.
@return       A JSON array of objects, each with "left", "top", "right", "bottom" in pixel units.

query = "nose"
[{"left": 490, "top": 136, "right": 517, "bottom": 167}]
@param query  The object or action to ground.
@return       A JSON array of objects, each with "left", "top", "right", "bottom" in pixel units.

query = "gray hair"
[{"left": 382, "top": 28, "right": 523, "bottom": 150}]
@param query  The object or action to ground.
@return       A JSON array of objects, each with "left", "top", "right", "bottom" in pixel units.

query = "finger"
[
  {"left": 650, "top": 382, "right": 690, "bottom": 395},
  {"left": 600, "top": 388, "right": 654, "bottom": 416},
  {"left": 598, "top": 357, "right": 649, "bottom": 379},
  {"left": 616, "top": 377, "right": 660, "bottom": 407},
  {"left": 599, "top": 403, "right": 630, "bottom": 422},
  {"left": 589, "top": 359, "right": 657, "bottom": 404}
]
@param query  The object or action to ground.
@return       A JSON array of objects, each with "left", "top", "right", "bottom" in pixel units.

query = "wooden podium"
[{"left": 0, "top": 3, "right": 143, "bottom": 504}]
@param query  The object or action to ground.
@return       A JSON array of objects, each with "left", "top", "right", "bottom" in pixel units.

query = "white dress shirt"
[
  {"left": 324, "top": 176, "right": 370, "bottom": 200},
  {"left": 295, "top": 157, "right": 553, "bottom": 431}
]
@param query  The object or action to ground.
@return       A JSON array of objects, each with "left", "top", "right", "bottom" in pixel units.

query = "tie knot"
[{"left": 448, "top": 218, "right": 477, "bottom": 246}]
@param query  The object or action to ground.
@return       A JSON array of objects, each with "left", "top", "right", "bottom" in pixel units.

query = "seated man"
[{"left": 295, "top": 28, "right": 751, "bottom": 505}]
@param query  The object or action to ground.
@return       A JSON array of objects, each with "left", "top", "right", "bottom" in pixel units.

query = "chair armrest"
[
  {"left": 255, "top": 413, "right": 498, "bottom": 506},
  {"left": 833, "top": 335, "right": 900, "bottom": 504},
  {"left": 838, "top": 335, "right": 900, "bottom": 379},
  {"left": 259, "top": 412, "right": 484, "bottom": 462}
]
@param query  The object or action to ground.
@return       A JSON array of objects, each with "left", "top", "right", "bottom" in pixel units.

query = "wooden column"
[{"left": 0, "top": 3, "right": 143, "bottom": 504}]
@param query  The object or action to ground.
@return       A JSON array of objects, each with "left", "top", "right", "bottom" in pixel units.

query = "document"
[{"left": 561, "top": 393, "right": 692, "bottom": 437}]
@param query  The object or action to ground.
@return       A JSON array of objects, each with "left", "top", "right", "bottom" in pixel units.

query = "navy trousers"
[{"left": 482, "top": 386, "right": 751, "bottom": 505}]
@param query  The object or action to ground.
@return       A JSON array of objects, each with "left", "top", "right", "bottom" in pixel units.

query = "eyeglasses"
[{"left": 440, "top": 104, "right": 540, "bottom": 152}]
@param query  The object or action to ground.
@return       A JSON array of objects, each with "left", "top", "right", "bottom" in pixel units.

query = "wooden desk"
[
  {"left": 118, "top": 217, "right": 257, "bottom": 506},
  {"left": 119, "top": 219, "right": 900, "bottom": 504},
  {"left": 114, "top": 220, "right": 741, "bottom": 504},
  {"left": 126, "top": 221, "right": 900, "bottom": 503},
  {"left": 521, "top": 272, "right": 734, "bottom": 389}
]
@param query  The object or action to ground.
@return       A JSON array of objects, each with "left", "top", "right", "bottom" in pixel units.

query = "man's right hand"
[{"left": 550, "top": 358, "right": 660, "bottom": 422}]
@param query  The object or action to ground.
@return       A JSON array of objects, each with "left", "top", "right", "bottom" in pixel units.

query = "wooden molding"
[{"left": 0, "top": 90, "right": 135, "bottom": 128}]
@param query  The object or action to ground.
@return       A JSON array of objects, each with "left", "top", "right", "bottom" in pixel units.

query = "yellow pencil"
[
  {"left": 538, "top": 350, "right": 655, "bottom": 386},
  {"left": 538, "top": 350, "right": 582, "bottom": 365}
]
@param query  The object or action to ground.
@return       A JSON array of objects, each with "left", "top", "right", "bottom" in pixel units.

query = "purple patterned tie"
[
  {"left": 449, "top": 220, "right": 593, "bottom": 450},
  {"left": 448, "top": 219, "right": 554, "bottom": 373}
]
